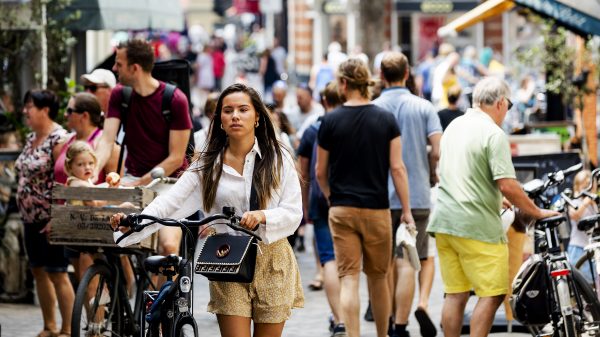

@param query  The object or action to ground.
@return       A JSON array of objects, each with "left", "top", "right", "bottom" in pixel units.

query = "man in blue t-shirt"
[{"left": 373, "top": 52, "right": 442, "bottom": 337}]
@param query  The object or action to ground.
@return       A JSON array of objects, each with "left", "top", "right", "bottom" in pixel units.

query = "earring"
[
  {"left": 220, "top": 124, "right": 224, "bottom": 130},
  {"left": 255, "top": 120, "right": 259, "bottom": 128}
]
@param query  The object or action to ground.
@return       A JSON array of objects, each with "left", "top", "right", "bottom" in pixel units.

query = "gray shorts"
[{"left": 391, "top": 209, "right": 430, "bottom": 260}]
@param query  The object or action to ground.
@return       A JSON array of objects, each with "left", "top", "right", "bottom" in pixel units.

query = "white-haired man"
[{"left": 427, "top": 77, "right": 559, "bottom": 337}]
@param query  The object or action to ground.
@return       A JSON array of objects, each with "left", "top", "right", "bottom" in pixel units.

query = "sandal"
[
  {"left": 56, "top": 331, "right": 71, "bottom": 337},
  {"left": 36, "top": 330, "right": 58, "bottom": 337},
  {"left": 308, "top": 279, "right": 323, "bottom": 291}
]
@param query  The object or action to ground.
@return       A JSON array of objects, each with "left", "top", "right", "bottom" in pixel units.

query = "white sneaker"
[{"left": 89, "top": 287, "right": 110, "bottom": 306}]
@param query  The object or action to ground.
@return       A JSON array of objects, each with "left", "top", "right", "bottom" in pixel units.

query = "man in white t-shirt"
[{"left": 284, "top": 83, "right": 324, "bottom": 148}]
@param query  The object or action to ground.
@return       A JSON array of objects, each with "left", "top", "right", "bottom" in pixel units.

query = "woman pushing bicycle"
[{"left": 110, "top": 83, "right": 304, "bottom": 337}]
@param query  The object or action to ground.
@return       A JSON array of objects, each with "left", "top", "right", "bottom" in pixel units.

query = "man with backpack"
[{"left": 94, "top": 39, "right": 192, "bottom": 261}]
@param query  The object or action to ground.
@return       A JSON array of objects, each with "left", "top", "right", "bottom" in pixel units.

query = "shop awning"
[
  {"left": 437, "top": 0, "right": 515, "bottom": 37},
  {"left": 56, "top": 0, "right": 184, "bottom": 32},
  {"left": 512, "top": 0, "right": 600, "bottom": 37},
  {"left": 438, "top": 0, "right": 600, "bottom": 38}
]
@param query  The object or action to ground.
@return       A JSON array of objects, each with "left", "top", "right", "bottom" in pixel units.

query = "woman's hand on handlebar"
[
  {"left": 110, "top": 213, "right": 129, "bottom": 233},
  {"left": 240, "top": 211, "right": 265, "bottom": 230}
]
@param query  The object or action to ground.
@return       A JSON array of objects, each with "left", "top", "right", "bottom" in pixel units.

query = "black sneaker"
[
  {"left": 393, "top": 330, "right": 410, "bottom": 337},
  {"left": 328, "top": 315, "right": 335, "bottom": 334},
  {"left": 414, "top": 308, "right": 437, "bottom": 337},
  {"left": 332, "top": 323, "right": 346, "bottom": 336}
]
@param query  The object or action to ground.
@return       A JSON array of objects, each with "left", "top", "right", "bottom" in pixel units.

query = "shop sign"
[
  {"left": 323, "top": 0, "right": 346, "bottom": 15},
  {"left": 395, "top": 0, "right": 477, "bottom": 13},
  {"left": 421, "top": 0, "right": 453, "bottom": 13}
]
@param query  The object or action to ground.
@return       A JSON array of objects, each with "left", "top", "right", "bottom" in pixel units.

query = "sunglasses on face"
[
  {"left": 84, "top": 84, "right": 108, "bottom": 93},
  {"left": 506, "top": 97, "right": 513, "bottom": 111},
  {"left": 66, "top": 107, "right": 83, "bottom": 115}
]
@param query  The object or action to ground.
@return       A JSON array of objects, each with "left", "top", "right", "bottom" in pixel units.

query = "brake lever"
[
  {"left": 229, "top": 216, "right": 262, "bottom": 241},
  {"left": 560, "top": 192, "right": 578, "bottom": 210}
]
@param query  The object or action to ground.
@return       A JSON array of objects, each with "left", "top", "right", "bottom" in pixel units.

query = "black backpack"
[
  {"left": 510, "top": 255, "right": 551, "bottom": 325},
  {"left": 116, "top": 60, "right": 195, "bottom": 173}
]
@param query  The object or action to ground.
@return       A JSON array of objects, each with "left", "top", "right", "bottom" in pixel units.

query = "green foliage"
[
  {"left": 0, "top": 0, "right": 78, "bottom": 132},
  {"left": 515, "top": 13, "right": 577, "bottom": 106}
]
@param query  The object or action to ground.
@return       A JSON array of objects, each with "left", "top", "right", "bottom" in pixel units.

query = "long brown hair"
[{"left": 195, "top": 83, "right": 284, "bottom": 212}]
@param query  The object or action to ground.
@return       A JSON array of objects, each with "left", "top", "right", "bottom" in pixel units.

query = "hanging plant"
[{"left": 515, "top": 12, "right": 578, "bottom": 107}]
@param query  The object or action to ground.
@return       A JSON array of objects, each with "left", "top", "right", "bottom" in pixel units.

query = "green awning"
[
  {"left": 58, "top": 0, "right": 184, "bottom": 31},
  {"left": 512, "top": 0, "right": 600, "bottom": 37}
]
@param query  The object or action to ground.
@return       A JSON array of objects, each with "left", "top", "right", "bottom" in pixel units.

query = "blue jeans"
[{"left": 313, "top": 217, "right": 335, "bottom": 265}]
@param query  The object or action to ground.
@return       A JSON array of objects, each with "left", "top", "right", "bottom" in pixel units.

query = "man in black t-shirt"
[{"left": 316, "top": 59, "right": 414, "bottom": 337}]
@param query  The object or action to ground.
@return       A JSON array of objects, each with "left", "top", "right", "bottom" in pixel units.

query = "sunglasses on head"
[
  {"left": 66, "top": 107, "right": 83, "bottom": 115},
  {"left": 506, "top": 97, "right": 513, "bottom": 111},
  {"left": 84, "top": 84, "right": 108, "bottom": 93}
]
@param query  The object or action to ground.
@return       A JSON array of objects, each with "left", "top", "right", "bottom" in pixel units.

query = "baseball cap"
[{"left": 81, "top": 69, "right": 117, "bottom": 88}]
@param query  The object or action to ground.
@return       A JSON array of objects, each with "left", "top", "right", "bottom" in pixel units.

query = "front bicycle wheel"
[
  {"left": 572, "top": 269, "right": 600, "bottom": 332},
  {"left": 72, "top": 264, "right": 122, "bottom": 337},
  {"left": 575, "top": 250, "right": 597, "bottom": 287}
]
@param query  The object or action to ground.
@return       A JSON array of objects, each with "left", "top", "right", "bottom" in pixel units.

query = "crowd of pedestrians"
[{"left": 0, "top": 32, "right": 569, "bottom": 337}]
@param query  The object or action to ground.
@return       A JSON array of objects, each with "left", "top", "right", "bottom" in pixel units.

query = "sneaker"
[
  {"left": 328, "top": 315, "right": 335, "bottom": 334},
  {"left": 393, "top": 331, "right": 410, "bottom": 337},
  {"left": 414, "top": 307, "right": 437, "bottom": 337},
  {"left": 331, "top": 323, "right": 346, "bottom": 336},
  {"left": 90, "top": 287, "right": 110, "bottom": 306}
]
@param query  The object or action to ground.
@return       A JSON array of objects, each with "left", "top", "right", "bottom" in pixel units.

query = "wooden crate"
[{"left": 49, "top": 185, "right": 158, "bottom": 252}]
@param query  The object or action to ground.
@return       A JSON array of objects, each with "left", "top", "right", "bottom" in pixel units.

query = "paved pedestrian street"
[{"left": 0, "top": 226, "right": 528, "bottom": 337}]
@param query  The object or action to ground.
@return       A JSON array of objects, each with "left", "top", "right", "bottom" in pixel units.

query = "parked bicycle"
[
  {"left": 70, "top": 173, "right": 177, "bottom": 337},
  {"left": 115, "top": 206, "right": 261, "bottom": 337},
  {"left": 513, "top": 163, "right": 600, "bottom": 337}
]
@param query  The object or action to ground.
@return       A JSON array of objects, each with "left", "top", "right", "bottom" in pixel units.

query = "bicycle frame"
[
  {"left": 524, "top": 163, "right": 589, "bottom": 336},
  {"left": 120, "top": 207, "right": 262, "bottom": 337}
]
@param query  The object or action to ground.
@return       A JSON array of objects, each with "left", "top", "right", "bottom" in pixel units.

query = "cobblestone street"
[{"left": 0, "top": 226, "right": 527, "bottom": 337}]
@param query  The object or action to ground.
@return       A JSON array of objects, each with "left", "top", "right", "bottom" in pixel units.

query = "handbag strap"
[{"left": 249, "top": 155, "right": 259, "bottom": 212}]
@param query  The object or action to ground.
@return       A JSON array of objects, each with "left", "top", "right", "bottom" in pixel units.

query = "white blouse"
[{"left": 115, "top": 141, "right": 303, "bottom": 246}]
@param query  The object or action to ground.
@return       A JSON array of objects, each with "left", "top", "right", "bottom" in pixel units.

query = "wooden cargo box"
[{"left": 49, "top": 185, "right": 157, "bottom": 252}]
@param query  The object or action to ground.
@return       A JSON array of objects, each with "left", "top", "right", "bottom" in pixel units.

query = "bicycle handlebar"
[
  {"left": 115, "top": 207, "right": 262, "bottom": 245},
  {"left": 145, "top": 177, "right": 178, "bottom": 189}
]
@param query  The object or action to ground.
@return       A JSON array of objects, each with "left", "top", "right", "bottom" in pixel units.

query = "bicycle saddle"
[
  {"left": 536, "top": 215, "right": 566, "bottom": 228},
  {"left": 144, "top": 254, "right": 181, "bottom": 274},
  {"left": 578, "top": 214, "right": 600, "bottom": 232}
]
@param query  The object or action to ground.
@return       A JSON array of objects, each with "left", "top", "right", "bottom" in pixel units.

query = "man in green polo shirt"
[{"left": 427, "top": 77, "right": 558, "bottom": 337}]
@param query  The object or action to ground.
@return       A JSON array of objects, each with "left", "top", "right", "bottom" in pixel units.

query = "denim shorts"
[
  {"left": 313, "top": 217, "right": 335, "bottom": 265},
  {"left": 23, "top": 221, "right": 69, "bottom": 273}
]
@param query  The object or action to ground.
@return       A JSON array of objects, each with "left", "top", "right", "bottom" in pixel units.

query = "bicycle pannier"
[{"left": 510, "top": 255, "right": 551, "bottom": 325}]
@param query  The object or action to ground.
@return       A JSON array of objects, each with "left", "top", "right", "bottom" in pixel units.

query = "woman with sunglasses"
[
  {"left": 52, "top": 92, "right": 124, "bottom": 289},
  {"left": 54, "top": 92, "right": 120, "bottom": 185},
  {"left": 15, "top": 89, "right": 73, "bottom": 337}
]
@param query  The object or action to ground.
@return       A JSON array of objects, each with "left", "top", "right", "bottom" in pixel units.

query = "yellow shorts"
[
  {"left": 207, "top": 238, "right": 304, "bottom": 323},
  {"left": 436, "top": 233, "right": 508, "bottom": 297}
]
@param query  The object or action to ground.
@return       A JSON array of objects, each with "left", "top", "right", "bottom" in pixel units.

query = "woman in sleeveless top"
[
  {"left": 53, "top": 92, "right": 123, "bottom": 288},
  {"left": 54, "top": 92, "right": 120, "bottom": 185}
]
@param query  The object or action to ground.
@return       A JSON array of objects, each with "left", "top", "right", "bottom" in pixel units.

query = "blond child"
[
  {"left": 568, "top": 170, "right": 598, "bottom": 280},
  {"left": 64, "top": 141, "right": 120, "bottom": 206}
]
